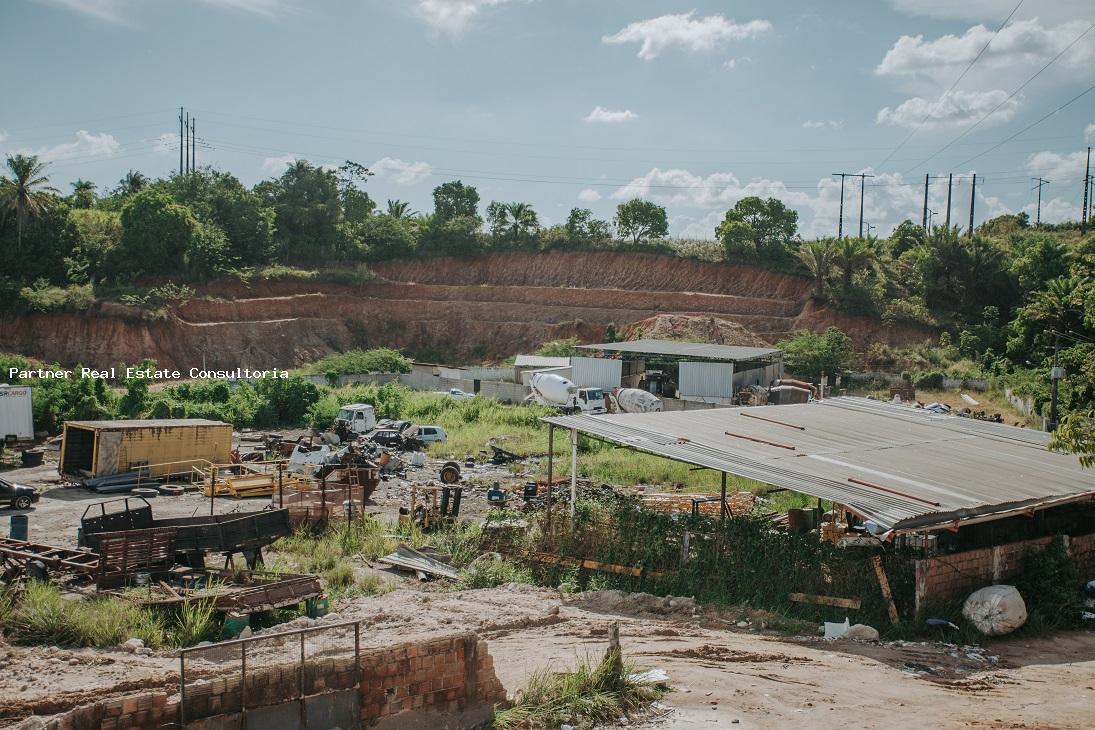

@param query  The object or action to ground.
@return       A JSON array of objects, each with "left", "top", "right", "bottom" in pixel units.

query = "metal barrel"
[{"left": 9, "top": 514, "right": 29, "bottom": 541}]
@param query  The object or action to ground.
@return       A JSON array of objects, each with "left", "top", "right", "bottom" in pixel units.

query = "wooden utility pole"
[
  {"left": 1082, "top": 147, "right": 1091, "bottom": 235},
  {"left": 832, "top": 173, "right": 850, "bottom": 239},
  {"left": 857, "top": 173, "right": 874, "bottom": 238},
  {"left": 178, "top": 107, "right": 184, "bottom": 176},
  {"left": 968, "top": 173, "right": 977, "bottom": 238},
  {"left": 944, "top": 173, "right": 953, "bottom": 228},
  {"left": 922, "top": 173, "right": 929, "bottom": 230}
]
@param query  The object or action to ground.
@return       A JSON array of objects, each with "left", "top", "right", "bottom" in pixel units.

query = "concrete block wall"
[
  {"left": 27, "top": 631, "right": 506, "bottom": 730},
  {"left": 914, "top": 533, "right": 1095, "bottom": 615}
]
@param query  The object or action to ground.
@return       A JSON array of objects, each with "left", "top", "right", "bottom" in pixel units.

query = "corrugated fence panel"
[
  {"left": 570, "top": 357, "right": 622, "bottom": 389},
  {"left": 679, "top": 361, "right": 734, "bottom": 399},
  {"left": 479, "top": 381, "right": 531, "bottom": 404}
]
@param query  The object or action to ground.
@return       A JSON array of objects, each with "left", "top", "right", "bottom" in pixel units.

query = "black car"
[{"left": 0, "top": 477, "right": 39, "bottom": 510}]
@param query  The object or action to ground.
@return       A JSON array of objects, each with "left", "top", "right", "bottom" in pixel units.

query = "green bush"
[
  {"left": 19, "top": 282, "right": 95, "bottom": 312},
  {"left": 305, "top": 348, "right": 412, "bottom": 376}
]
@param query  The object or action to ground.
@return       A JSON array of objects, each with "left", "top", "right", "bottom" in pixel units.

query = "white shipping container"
[{"left": 0, "top": 385, "right": 34, "bottom": 440}]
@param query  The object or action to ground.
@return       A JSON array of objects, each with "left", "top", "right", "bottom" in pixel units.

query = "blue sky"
[{"left": 2, "top": 0, "right": 1093, "bottom": 237}]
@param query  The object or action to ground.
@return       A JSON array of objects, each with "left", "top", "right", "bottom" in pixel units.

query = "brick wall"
[
  {"left": 29, "top": 631, "right": 506, "bottom": 730},
  {"left": 914, "top": 533, "right": 1095, "bottom": 615}
]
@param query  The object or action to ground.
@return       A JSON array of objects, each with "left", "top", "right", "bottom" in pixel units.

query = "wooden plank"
[
  {"left": 508, "top": 548, "right": 665, "bottom": 579},
  {"left": 788, "top": 592, "right": 862, "bottom": 609},
  {"left": 870, "top": 555, "right": 900, "bottom": 624}
]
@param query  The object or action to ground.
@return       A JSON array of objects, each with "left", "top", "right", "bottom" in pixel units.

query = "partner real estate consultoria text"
[{"left": 8, "top": 366, "right": 291, "bottom": 381}]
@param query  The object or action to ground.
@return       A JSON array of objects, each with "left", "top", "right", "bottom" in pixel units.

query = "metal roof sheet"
[
  {"left": 576, "top": 339, "right": 780, "bottom": 362},
  {"left": 65, "top": 419, "right": 231, "bottom": 429},
  {"left": 544, "top": 397, "right": 1095, "bottom": 534}
]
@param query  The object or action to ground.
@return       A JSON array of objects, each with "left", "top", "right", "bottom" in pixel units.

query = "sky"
[{"left": 1, "top": 0, "right": 1094, "bottom": 238}]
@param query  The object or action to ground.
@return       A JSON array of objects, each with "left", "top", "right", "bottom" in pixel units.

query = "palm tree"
[
  {"left": 833, "top": 237, "right": 875, "bottom": 290},
  {"left": 386, "top": 199, "right": 415, "bottom": 219},
  {"left": 0, "top": 154, "right": 59, "bottom": 251},
  {"left": 796, "top": 239, "right": 837, "bottom": 298},
  {"left": 504, "top": 202, "right": 539, "bottom": 242},
  {"left": 70, "top": 179, "right": 97, "bottom": 208},
  {"left": 1028, "top": 276, "right": 1090, "bottom": 334},
  {"left": 115, "top": 170, "right": 149, "bottom": 196}
]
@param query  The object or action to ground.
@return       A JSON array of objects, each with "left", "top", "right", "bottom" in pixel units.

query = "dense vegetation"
[{"left": 3, "top": 153, "right": 1095, "bottom": 436}]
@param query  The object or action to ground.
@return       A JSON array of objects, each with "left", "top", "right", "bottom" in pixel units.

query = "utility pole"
[
  {"left": 832, "top": 173, "right": 850, "bottom": 239},
  {"left": 927, "top": 209, "right": 937, "bottom": 233},
  {"left": 1048, "top": 332, "right": 1064, "bottom": 432},
  {"left": 1082, "top": 146, "right": 1091, "bottom": 235},
  {"left": 865, "top": 221, "right": 876, "bottom": 238},
  {"left": 1032, "top": 177, "right": 1050, "bottom": 225},
  {"left": 857, "top": 173, "right": 874, "bottom": 238},
  {"left": 190, "top": 116, "right": 196, "bottom": 172},
  {"left": 178, "top": 107, "right": 184, "bottom": 176},
  {"left": 922, "top": 173, "right": 929, "bottom": 230},
  {"left": 944, "top": 173, "right": 953, "bottom": 229},
  {"left": 184, "top": 112, "right": 190, "bottom": 174},
  {"left": 968, "top": 173, "right": 977, "bottom": 238}
]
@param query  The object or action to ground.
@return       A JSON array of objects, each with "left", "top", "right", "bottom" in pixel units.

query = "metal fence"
[{"left": 179, "top": 620, "right": 362, "bottom": 728}]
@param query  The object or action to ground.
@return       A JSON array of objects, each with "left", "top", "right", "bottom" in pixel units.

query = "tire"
[
  {"left": 158, "top": 485, "right": 185, "bottom": 497},
  {"left": 439, "top": 464, "right": 461, "bottom": 484},
  {"left": 13, "top": 495, "right": 32, "bottom": 510},
  {"left": 131, "top": 487, "right": 159, "bottom": 498}
]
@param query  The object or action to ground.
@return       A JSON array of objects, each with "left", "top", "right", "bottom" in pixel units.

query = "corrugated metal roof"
[
  {"left": 576, "top": 339, "right": 780, "bottom": 362},
  {"left": 514, "top": 355, "right": 571, "bottom": 368},
  {"left": 544, "top": 397, "right": 1095, "bottom": 534},
  {"left": 66, "top": 419, "right": 231, "bottom": 429}
]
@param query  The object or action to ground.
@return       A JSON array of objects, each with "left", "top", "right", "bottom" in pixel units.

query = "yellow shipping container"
[{"left": 59, "top": 418, "right": 232, "bottom": 478}]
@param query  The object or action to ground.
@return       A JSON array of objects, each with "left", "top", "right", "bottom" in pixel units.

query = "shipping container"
[
  {"left": 0, "top": 385, "right": 34, "bottom": 440},
  {"left": 59, "top": 418, "right": 232, "bottom": 478},
  {"left": 679, "top": 361, "right": 735, "bottom": 400}
]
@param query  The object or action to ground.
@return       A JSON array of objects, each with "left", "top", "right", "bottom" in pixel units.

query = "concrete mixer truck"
[
  {"left": 606, "top": 388, "right": 663, "bottom": 413},
  {"left": 528, "top": 372, "right": 606, "bottom": 414}
]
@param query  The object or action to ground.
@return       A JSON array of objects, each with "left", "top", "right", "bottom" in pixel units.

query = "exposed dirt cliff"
[{"left": 0, "top": 252, "right": 934, "bottom": 369}]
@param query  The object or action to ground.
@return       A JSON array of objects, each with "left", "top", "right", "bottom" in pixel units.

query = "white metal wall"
[
  {"left": 679, "top": 361, "right": 734, "bottom": 399},
  {"left": 570, "top": 357, "right": 623, "bottom": 389}
]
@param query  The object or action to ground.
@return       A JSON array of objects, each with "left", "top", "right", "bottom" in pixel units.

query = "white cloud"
[
  {"left": 195, "top": 0, "right": 294, "bottom": 17},
  {"left": 888, "top": 0, "right": 1095, "bottom": 24},
  {"left": 370, "top": 157, "right": 432, "bottom": 186},
  {"left": 876, "top": 19, "right": 1095, "bottom": 80},
  {"left": 802, "top": 119, "right": 845, "bottom": 130},
  {"left": 610, "top": 168, "right": 812, "bottom": 211},
  {"left": 577, "top": 188, "right": 602, "bottom": 203},
  {"left": 20, "top": 130, "right": 120, "bottom": 162},
  {"left": 876, "top": 89, "right": 1018, "bottom": 128},
  {"left": 1026, "top": 150, "right": 1088, "bottom": 184},
  {"left": 414, "top": 0, "right": 515, "bottom": 37},
  {"left": 153, "top": 132, "right": 179, "bottom": 153},
  {"left": 583, "top": 106, "right": 637, "bottom": 124},
  {"left": 1022, "top": 197, "right": 1076, "bottom": 224},
  {"left": 0, "top": 131, "right": 7, "bottom": 144},
  {"left": 261, "top": 153, "right": 300, "bottom": 172},
  {"left": 1086, "top": 123, "right": 1095, "bottom": 142},
  {"left": 602, "top": 12, "right": 771, "bottom": 60},
  {"left": 37, "top": 0, "right": 134, "bottom": 25}
]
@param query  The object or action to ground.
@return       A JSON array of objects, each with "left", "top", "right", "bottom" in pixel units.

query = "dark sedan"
[{"left": 0, "top": 477, "right": 39, "bottom": 510}]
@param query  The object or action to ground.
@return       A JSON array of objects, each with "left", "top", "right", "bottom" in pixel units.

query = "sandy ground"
[{"left": 2, "top": 454, "right": 1094, "bottom": 728}]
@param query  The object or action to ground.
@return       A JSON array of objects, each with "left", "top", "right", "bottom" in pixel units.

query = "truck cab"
[
  {"left": 336, "top": 403, "right": 377, "bottom": 434},
  {"left": 574, "top": 388, "right": 606, "bottom": 414}
]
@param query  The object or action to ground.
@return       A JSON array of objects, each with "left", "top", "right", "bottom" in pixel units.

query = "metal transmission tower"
[{"left": 1032, "top": 177, "right": 1050, "bottom": 225}]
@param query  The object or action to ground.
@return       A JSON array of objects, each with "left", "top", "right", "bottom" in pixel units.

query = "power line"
[
  {"left": 952, "top": 81, "right": 1095, "bottom": 169},
  {"left": 875, "top": 0, "right": 1024, "bottom": 170},
  {"left": 902, "top": 20, "right": 1095, "bottom": 174}
]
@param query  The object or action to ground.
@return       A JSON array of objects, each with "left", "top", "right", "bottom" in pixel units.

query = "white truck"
[
  {"left": 528, "top": 372, "right": 606, "bottom": 414},
  {"left": 335, "top": 403, "right": 377, "bottom": 435},
  {"left": 0, "top": 385, "right": 34, "bottom": 441}
]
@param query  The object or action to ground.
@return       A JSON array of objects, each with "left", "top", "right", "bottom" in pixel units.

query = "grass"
[
  {"left": 493, "top": 650, "right": 665, "bottom": 730},
  {"left": 456, "top": 556, "right": 536, "bottom": 590}
]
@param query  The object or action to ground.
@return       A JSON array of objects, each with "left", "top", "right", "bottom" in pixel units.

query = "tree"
[
  {"left": 0, "top": 154, "right": 59, "bottom": 251},
  {"left": 337, "top": 160, "right": 375, "bottom": 226},
  {"left": 716, "top": 196, "right": 798, "bottom": 261},
  {"left": 418, "top": 214, "right": 483, "bottom": 256},
  {"left": 66, "top": 209, "right": 121, "bottom": 284},
  {"left": 386, "top": 199, "right": 415, "bottom": 219},
  {"left": 777, "top": 327, "right": 857, "bottom": 380},
  {"left": 117, "top": 189, "right": 198, "bottom": 275},
  {"left": 1051, "top": 412, "right": 1095, "bottom": 468},
  {"left": 114, "top": 170, "right": 149, "bottom": 197},
  {"left": 257, "top": 160, "right": 345, "bottom": 261},
  {"left": 159, "top": 170, "right": 275, "bottom": 265},
  {"left": 796, "top": 239, "right": 837, "bottom": 298},
  {"left": 833, "top": 237, "right": 875, "bottom": 290},
  {"left": 614, "top": 198, "right": 667, "bottom": 244},
  {"left": 70, "top": 179, "right": 97, "bottom": 209},
  {"left": 486, "top": 201, "right": 539, "bottom": 244},
  {"left": 886, "top": 219, "right": 923, "bottom": 258},
  {"left": 432, "top": 180, "right": 479, "bottom": 222},
  {"left": 564, "top": 207, "right": 613, "bottom": 245},
  {"left": 360, "top": 214, "right": 418, "bottom": 260}
]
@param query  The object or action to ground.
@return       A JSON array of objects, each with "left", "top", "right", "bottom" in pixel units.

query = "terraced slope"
[{"left": 0, "top": 252, "right": 933, "bottom": 369}]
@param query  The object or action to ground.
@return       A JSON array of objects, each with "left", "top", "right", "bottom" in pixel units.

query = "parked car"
[
  {"left": 367, "top": 429, "right": 407, "bottom": 449},
  {"left": 0, "top": 477, "right": 39, "bottom": 510},
  {"left": 444, "top": 388, "right": 473, "bottom": 400},
  {"left": 408, "top": 425, "right": 447, "bottom": 444}
]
